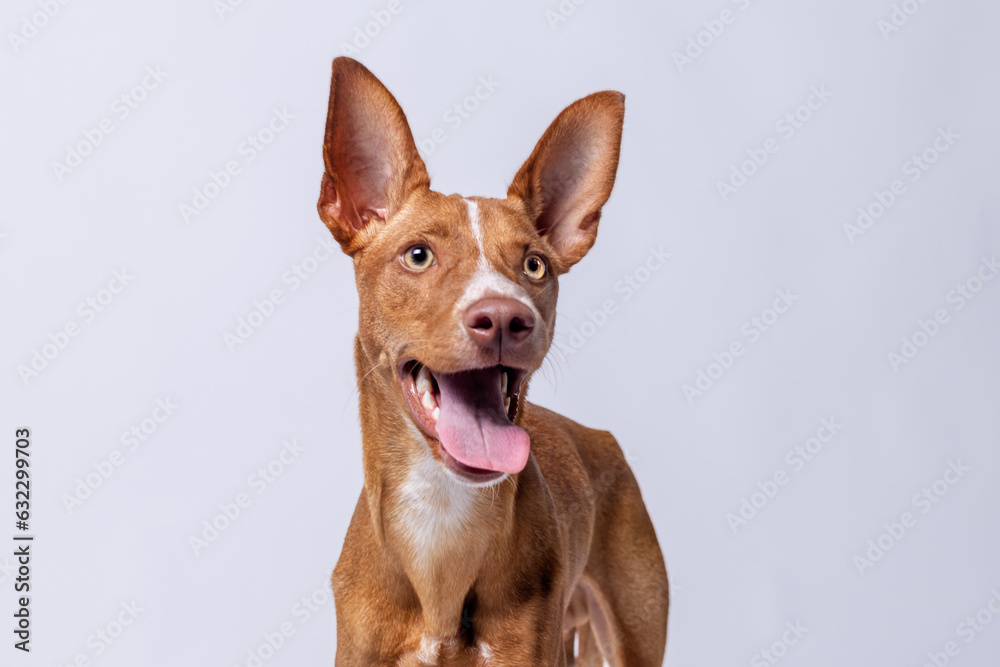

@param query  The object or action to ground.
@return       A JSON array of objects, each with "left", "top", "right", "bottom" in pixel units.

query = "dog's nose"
[{"left": 465, "top": 298, "right": 535, "bottom": 350}]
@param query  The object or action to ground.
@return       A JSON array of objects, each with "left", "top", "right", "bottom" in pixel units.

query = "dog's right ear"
[
  {"left": 318, "top": 58, "right": 429, "bottom": 255},
  {"left": 507, "top": 91, "right": 625, "bottom": 270}
]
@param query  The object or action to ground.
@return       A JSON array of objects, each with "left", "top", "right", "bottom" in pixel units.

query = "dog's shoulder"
[{"left": 520, "top": 401, "right": 634, "bottom": 495}]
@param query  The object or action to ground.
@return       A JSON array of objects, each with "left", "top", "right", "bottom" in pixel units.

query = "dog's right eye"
[{"left": 402, "top": 245, "right": 435, "bottom": 270}]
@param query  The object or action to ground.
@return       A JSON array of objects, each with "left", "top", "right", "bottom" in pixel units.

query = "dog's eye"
[
  {"left": 402, "top": 245, "right": 435, "bottom": 270},
  {"left": 523, "top": 254, "right": 546, "bottom": 280}
]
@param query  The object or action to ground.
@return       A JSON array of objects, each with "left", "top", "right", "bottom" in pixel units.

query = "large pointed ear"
[
  {"left": 318, "top": 57, "right": 430, "bottom": 255},
  {"left": 507, "top": 91, "right": 625, "bottom": 269}
]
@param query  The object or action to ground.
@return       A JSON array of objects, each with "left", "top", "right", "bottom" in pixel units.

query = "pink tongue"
[{"left": 434, "top": 367, "right": 530, "bottom": 474}]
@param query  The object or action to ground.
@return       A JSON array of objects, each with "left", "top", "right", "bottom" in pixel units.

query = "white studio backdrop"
[{"left": 2, "top": 1, "right": 999, "bottom": 666}]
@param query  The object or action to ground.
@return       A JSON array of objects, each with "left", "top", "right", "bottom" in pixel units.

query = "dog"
[{"left": 317, "top": 57, "right": 668, "bottom": 666}]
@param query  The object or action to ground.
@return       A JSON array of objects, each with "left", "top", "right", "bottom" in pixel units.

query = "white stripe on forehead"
[
  {"left": 466, "top": 198, "right": 489, "bottom": 270},
  {"left": 457, "top": 199, "right": 539, "bottom": 319}
]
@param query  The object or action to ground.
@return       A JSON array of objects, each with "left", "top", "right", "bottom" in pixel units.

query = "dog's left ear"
[
  {"left": 507, "top": 91, "right": 625, "bottom": 269},
  {"left": 318, "top": 57, "right": 430, "bottom": 255}
]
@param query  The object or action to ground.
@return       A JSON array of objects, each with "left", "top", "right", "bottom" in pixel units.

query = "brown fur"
[{"left": 316, "top": 57, "right": 668, "bottom": 665}]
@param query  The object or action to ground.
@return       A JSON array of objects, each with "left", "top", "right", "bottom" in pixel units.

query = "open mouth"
[{"left": 399, "top": 361, "right": 530, "bottom": 483}]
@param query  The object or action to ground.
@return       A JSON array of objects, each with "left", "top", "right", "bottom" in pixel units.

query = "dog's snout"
[{"left": 465, "top": 298, "right": 535, "bottom": 349}]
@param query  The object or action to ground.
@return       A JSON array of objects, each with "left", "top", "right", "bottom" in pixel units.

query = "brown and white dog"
[{"left": 317, "top": 57, "right": 668, "bottom": 666}]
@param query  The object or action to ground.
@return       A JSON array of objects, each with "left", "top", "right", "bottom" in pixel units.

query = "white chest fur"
[{"left": 392, "top": 437, "right": 479, "bottom": 572}]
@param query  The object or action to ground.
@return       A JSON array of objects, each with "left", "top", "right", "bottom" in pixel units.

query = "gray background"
[{"left": 2, "top": 0, "right": 999, "bottom": 665}]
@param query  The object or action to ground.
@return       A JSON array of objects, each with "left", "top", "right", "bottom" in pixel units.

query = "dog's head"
[{"left": 318, "top": 58, "right": 624, "bottom": 485}]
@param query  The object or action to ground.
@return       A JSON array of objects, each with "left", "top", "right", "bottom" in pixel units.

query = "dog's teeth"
[
  {"left": 501, "top": 372, "right": 508, "bottom": 395},
  {"left": 504, "top": 396, "right": 511, "bottom": 413},
  {"left": 421, "top": 391, "right": 436, "bottom": 410},
  {"left": 431, "top": 407, "right": 440, "bottom": 422},
  {"left": 416, "top": 366, "right": 432, "bottom": 394}
]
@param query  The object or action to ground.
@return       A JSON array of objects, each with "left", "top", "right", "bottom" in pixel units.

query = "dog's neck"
[{"left": 353, "top": 338, "right": 520, "bottom": 636}]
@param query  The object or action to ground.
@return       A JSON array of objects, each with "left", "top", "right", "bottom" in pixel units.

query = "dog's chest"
[
  {"left": 395, "top": 453, "right": 477, "bottom": 562},
  {"left": 396, "top": 636, "right": 501, "bottom": 666}
]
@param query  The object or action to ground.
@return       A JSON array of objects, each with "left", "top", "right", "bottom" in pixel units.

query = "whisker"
[
  {"left": 541, "top": 355, "right": 561, "bottom": 389},
  {"left": 354, "top": 337, "right": 440, "bottom": 392},
  {"left": 357, "top": 357, "right": 386, "bottom": 386}
]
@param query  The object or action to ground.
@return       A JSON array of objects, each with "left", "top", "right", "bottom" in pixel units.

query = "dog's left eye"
[
  {"left": 523, "top": 254, "right": 546, "bottom": 280},
  {"left": 402, "top": 245, "right": 435, "bottom": 270}
]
